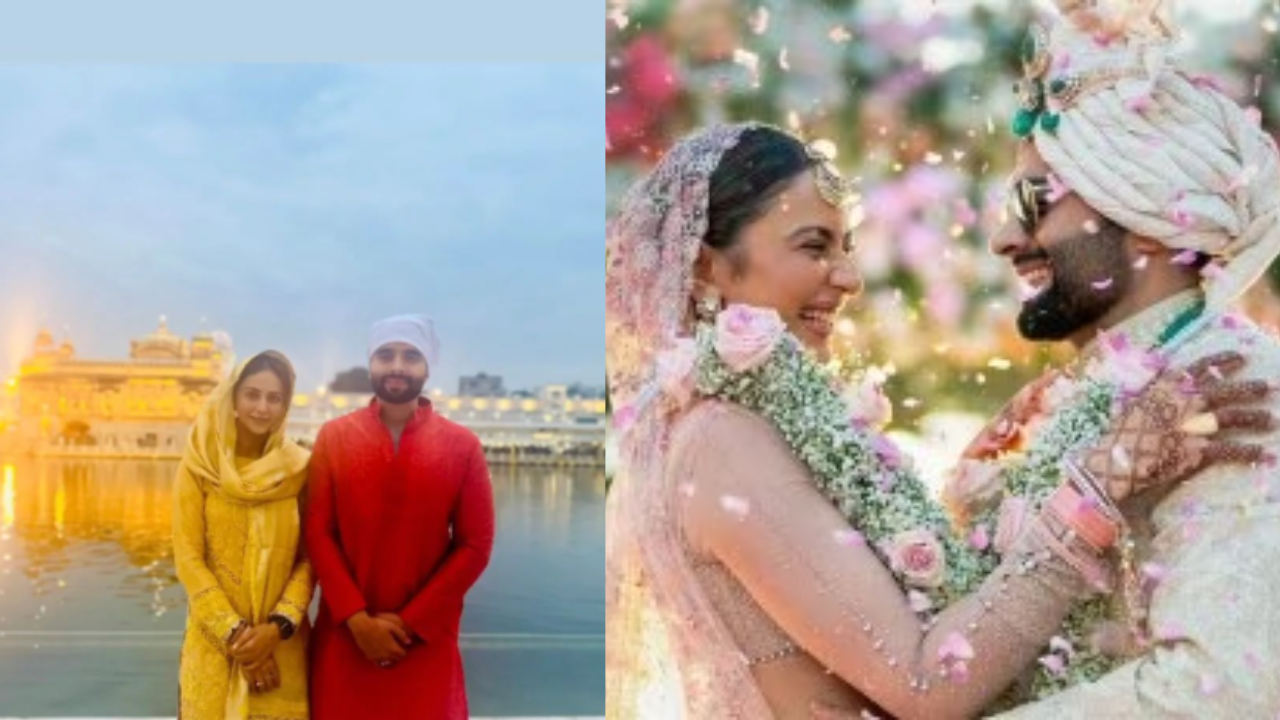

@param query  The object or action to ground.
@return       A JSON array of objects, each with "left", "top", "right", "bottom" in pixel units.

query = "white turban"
[
  {"left": 368, "top": 314, "right": 440, "bottom": 369},
  {"left": 1025, "top": 0, "right": 1280, "bottom": 309}
]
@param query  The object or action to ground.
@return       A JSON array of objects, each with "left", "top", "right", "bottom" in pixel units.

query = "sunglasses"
[{"left": 1006, "top": 176, "right": 1055, "bottom": 235}]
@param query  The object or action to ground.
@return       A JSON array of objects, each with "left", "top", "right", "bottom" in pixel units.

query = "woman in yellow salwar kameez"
[{"left": 173, "top": 350, "right": 313, "bottom": 719}]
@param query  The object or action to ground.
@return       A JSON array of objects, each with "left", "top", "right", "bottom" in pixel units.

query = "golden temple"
[{"left": 1, "top": 318, "right": 228, "bottom": 458}]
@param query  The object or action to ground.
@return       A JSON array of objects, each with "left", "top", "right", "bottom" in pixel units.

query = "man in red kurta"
[{"left": 306, "top": 314, "right": 495, "bottom": 719}]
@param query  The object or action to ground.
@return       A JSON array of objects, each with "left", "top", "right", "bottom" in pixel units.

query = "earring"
[{"left": 695, "top": 291, "right": 722, "bottom": 322}]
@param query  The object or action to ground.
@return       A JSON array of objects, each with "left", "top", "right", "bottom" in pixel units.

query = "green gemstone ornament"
[
  {"left": 1012, "top": 109, "right": 1039, "bottom": 137},
  {"left": 1040, "top": 112, "right": 1062, "bottom": 133}
]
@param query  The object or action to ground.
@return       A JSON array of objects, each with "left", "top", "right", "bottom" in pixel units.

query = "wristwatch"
[{"left": 268, "top": 614, "right": 296, "bottom": 641}]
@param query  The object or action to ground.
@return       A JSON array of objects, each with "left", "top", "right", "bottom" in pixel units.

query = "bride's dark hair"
[{"left": 705, "top": 126, "right": 813, "bottom": 259}]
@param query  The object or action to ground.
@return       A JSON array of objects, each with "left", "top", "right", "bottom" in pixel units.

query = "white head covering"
[
  {"left": 1019, "top": 0, "right": 1280, "bottom": 309},
  {"left": 367, "top": 314, "right": 440, "bottom": 369}
]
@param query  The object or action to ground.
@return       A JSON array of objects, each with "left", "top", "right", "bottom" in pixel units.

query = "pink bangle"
[{"left": 1048, "top": 484, "right": 1118, "bottom": 550}]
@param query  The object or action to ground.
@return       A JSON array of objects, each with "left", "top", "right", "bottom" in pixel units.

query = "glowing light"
[
  {"left": 54, "top": 483, "right": 66, "bottom": 537},
  {"left": 2, "top": 465, "right": 14, "bottom": 530}
]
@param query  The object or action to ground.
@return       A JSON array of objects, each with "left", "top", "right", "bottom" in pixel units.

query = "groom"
[
  {"left": 978, "top": 11, "right": 1280, "bottom": 718},
  {"left": 817, "top": 9, "right": 1280, "bottom": 718},
  {"left": 306, "top": 314, "right": 495, "bottom": 719}
]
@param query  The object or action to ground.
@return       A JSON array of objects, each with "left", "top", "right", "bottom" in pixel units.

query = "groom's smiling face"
[{"left": 989, "top": 142, "right": 1135, "bottom": 344}]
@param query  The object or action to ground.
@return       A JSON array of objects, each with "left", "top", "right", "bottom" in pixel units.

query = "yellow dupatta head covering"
[
  {"left": 179, "top": 351, "right": 312, "bottom": 720},
  {"left": 183, "top": 350, "right": 309, "bottom": 504}
]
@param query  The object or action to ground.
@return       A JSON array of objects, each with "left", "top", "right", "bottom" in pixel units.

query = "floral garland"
[
  {"left": 664, "top": 303, "right": 1191, "bottom": 700},
  {"left": 684, "top": 305, "right": 998, "bottom": 612},
  {"left": 963, "top": 374, "right": 1124, "bottom": 699}
]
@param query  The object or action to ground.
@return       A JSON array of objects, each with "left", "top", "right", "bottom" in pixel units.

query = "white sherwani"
[{"left": 997, "top": 291, "right": 1280, "bottom": 718}]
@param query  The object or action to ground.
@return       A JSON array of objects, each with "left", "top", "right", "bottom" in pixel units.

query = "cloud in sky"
[{"left": 0, "top": 64, "right": 602, "bottom": 394}]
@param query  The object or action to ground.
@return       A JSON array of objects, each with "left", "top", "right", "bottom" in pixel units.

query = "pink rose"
[
  {"left": 886, "top": 529, "right": 946, "bottom": 589},
  {"left": 714, "top": 304, "right": 786, "bottom": 372},
  {"left": 843, "top": 370, "right": 893, "bottom": 430},
  {"left": 654, "top": 338, "right": 697, "bottom": 407},
  {"left": 992, "top": 496, "right": 1030, "bottom": 556},
  {"left": 1093, "top": 331, "right": 1166, "bottom": 396},
  {"left": 943, "top": 459, "right": 1004, "bottom": 515}
]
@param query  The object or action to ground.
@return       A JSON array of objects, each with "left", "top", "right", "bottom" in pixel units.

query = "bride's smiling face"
[{"left": 699, "top": 171, "right": 862, "bottom": 362}]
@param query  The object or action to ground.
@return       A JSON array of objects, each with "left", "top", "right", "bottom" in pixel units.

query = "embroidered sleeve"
[{"left": 171, "top": 464, "right": 244, "bottom": 651}]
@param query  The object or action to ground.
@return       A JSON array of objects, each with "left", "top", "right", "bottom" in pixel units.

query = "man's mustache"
[{"left": 1012, "top": 248, "right": 1051, "bottom": 267}]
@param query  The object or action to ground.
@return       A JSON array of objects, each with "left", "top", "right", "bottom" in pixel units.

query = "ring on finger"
[{"left": 1180, "top": 412, "right": 1219, "bottom": 435}]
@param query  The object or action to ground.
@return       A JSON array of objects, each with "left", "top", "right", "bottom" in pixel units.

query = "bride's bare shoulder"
[{"left": 669, "top": 400, "right": 785, "bottom": 462}]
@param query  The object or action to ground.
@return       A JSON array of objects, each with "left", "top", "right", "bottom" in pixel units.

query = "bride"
[{"left": 604, "top": 123, "right": 1270, "bottom": 718}]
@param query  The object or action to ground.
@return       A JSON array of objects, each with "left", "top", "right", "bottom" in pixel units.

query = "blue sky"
[{"left": 0, "top": 64, "right": 602, "bottom": 394}]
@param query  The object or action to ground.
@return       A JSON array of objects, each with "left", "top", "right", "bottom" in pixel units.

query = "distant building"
[
  {"left": 566, "top": 382, "right": 606, "bottom": 399},
  {"left": 286, "top": 382, "right": 607, "bottom": 466},
  {"left": 8, "top": 317, "right": 229, "bottom": 457},
  {"left": 459, "top": 372, "right": 505, "bottom": 398}
]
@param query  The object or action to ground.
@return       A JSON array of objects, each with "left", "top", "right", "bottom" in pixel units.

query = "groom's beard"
[
  {"left": 1016, "top": 223, "right": 1132, "bottom": 341},
  {"left": 371, "top": 373, "right": 426, "bottom": 404}
]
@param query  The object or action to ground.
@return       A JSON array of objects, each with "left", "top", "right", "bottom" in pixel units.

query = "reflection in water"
[
  {"left": 0, "top": 459, "right": 181, "bottom": 617},
  {"left": 0, "top": 457, "right": 604, "bottom": 715},
  {"left": 3, "top": 463, "right": 14, "bottom": 530},
  {"left": 0, "top": 458, "right": 604, "bottom": 628}
]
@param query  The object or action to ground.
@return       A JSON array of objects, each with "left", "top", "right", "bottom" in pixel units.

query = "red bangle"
[{"left": 1048, "top": 484, "right": 1118, "bottom": 549}]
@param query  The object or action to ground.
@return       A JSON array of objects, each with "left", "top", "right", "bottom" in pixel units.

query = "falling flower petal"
[
  {"left": 938, "top": 631, "right": 975, "bottom": 662},
  {"left": 925, "top": 152, "right": 943, "bottom": 165},
  {"left": 1167, "top": 205, "right": 1195, "bottom": 229},
  {"left": 1201, "top": 263, "right": 1224, "bottom": 280},
  {"left": 1191, "top": 73, "right": 1229, "bottom": 93},
  {"left": 720, "top": 495, "right": 751, "bottom": 518},
  {"left": 1092, "top": 277, "right": 1114, "bottom": 290},
  {"left": 1171, "top": 249, "right": 1199, "bottom": 266},
  {"left": 1225, "top": 164, "right": 1258, "bottom": 193},
  {"left": 829, "top": 25, "right": 852, "bottom": 43},
  {"left": 1050, "top": 636, "right": 1075, "bottom": 657},
  {"left": 1111, "top": 445, "right": 1132, "bottom": 472},
  {"left": 872, "top": 434, "right": 905, "bottom": 471},
  {"left": 1046, "top": 173, "right": 1071, "bottom": 203},
  {"left": 987, "top": 357, "right": 1012, "bottom": 370},
  {"left": 749, "top": 6, "right": 769, "bottom": 34},
  {"left": 734, "top": 49, "right": 761, "bottom": 87},
  {"left": 1076, "top": 495, "right": 1099, "bottom": 514},
  {"left": 608, "top": 4, "right": 630, "bottom": 30},
  {"left": 968, "top": 524, "right": 991, "bottom": 551},
  {"left": 614, "top": 405, "right": 639, "bottom": 431},
  {"left": 1038, "top": 654, "right": 1067, "bottom": 676},
  {"left": 1141, "top": 562, "right": 1169, "bottom": 587},
  {"left": 834, "top": 529, "right": 866, "bottom": 547},
  {"left": 1082, "top": 219, "right": 1101, "bottom": 234},
  {"left": 607, "top": 85, "right": 621, "bottom": 95},
  {"left": 778, "top": 47, "right": 790, "bottom": 71},
  {"left": 1133, "top": 255, "right": 1150, "bottom": 270},
  {"left": 1125, "top": 93, "right": 1155, "bottom": 113}
]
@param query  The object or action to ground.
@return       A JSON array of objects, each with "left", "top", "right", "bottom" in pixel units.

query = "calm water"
[{"left": 0, "top": 458, "right": 604, "bottom": 716}]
